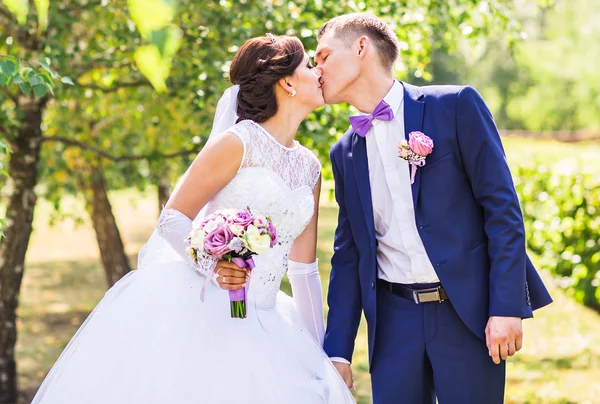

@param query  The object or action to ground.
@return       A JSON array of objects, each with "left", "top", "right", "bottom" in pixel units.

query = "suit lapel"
[
  {"left": 402, "top": 82, "right": 425, "bottom": 209},
  {"left": 351, "top": 132, "right": 376, "bottom": 248}
]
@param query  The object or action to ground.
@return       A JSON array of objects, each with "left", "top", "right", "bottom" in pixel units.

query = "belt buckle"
[{"left": 412, "top": 287, "right": 442, "bottom": 304}]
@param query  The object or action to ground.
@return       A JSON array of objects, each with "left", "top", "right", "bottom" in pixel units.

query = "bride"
[{"left": 32, "top": 34, "right": 355, "bottom": 403}]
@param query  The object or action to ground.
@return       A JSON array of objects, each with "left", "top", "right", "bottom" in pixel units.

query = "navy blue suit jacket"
[{"left": 323, "top": 82, "right": 553, "bottom": 367}]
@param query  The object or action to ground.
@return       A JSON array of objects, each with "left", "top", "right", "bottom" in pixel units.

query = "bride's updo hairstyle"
[{"left": 230, "top": 34, "right": 305, "bottom": 123}]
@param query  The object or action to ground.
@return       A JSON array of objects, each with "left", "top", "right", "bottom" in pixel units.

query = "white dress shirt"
[
  {"left": 366, "top": 80, "right": 439, "bottom": 284},
  {"left": 330, "top": 81, "right": 439, "bottom": 365}
]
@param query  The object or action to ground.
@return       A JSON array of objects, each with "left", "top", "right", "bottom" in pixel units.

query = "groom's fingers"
[
  {"left": 515, "top": 335, "right": 523, "bottom": 352},
  {"left": 508, "top": 341, "right": 517, "bottom": 357},
  {"left": 485, "top": 324, "right": 491, "bottom": 353},
  {"left": 490, "top": 343, "right": 501, "bottom": 364},
  {"left": 500, "top": 343, "right": 509, "bottom": 361}
]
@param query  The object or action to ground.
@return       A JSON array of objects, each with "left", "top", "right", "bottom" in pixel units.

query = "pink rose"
[
  {"left": 231, "top": 210, "right": 254, "bottom": 227},
  {"left": 253, "top": 215, "right": 267, "bottom": 228},
  {"left": 408, "top": 131, "right": 433, "bottom": 156},
  {"left": 204, "top": 226, "right": 234, "bottom": 258}
]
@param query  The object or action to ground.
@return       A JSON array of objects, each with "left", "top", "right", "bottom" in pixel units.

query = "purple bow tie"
[{"left": 349, "top": 100, "right": 395, "bottom": 137}]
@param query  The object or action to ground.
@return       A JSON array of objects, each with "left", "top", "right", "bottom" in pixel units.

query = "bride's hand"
[
  {"left": 332, "top": 362, "right": 355, "bottom": 391},
  {"left": 213, "top": 260, "right": 249, "bottom": 290}
]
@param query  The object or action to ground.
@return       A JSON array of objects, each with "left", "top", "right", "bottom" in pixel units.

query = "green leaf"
[
  {"left": 18, "top": 81, "right": 31, "bottom": 95},
  {"left": 38, "top": 69, "right": 53, "bottom": 86},
  {"left": 161, "top": 25, "right": 183, "bottom": 58},
  {"left": 20, "top": 66, "right": 33, "bottom": 77},
  {"left": 149, "top": 28, "right": 168, "bottom": 57},
  {"left": 61, "top": 76, "right": 74, "bottom": 85},
  {"left": 44, "top": 81, "right": 54, "bottom": 96},
  {"left": 149, "top": 25, "right": 182, "bottom": 58},
  {"left": 34, "top": 0, "right": 49, "bottom": 32},
  {"left": 38, "top": 58, "right": 51, "bottom": 69},
  {"left": 13, "top": 74, "right": 25, "bottom": 84},
  {"left": 4, "top": 73, "right": 15, "bottom": 87},
  {"left": 2, "top": 0, "right": 29, "bottom": 25},
  {"left": 0, "top": 59, "right": 17, "bottom": 76},
  {"left": 128, "top": 0, "right": 175, "bottom": 37},
  {"left": 32, "top": 83, "right": 48, "bottom": 98},
  {"left": 27, "top": 71, "right": 43, "bottom": 86},
  {"left": 38, "top": 58, "right": 60, "bottom": 78},
  {"left": 134, "top": 45, "right": 169, "bottom": 93}
]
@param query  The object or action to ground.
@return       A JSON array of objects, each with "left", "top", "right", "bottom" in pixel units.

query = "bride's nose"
[{"left": 313, "top": 68, "right": 322, "bottom": 79}]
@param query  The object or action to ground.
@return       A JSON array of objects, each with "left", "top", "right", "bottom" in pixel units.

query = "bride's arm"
[
  {"left": 288, "top": 174, "right": 325, "bottom": 345},
  {"left": 156, "top": 133, "right": 243, "bottom": 277},
  {"left": 165, "top": 132, "right": 242, "bottom": 217}
]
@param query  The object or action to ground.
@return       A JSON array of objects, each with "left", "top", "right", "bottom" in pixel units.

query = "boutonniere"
[{"left": 397, "top": 131, "right": 434, "bottom": 184}]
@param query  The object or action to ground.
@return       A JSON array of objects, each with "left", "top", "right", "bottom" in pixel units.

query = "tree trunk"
[
  {"left": 0, "top": 99, "right": 44, "bottom": 404},
  {"left": 157, "top": 177, "right": 171, "bottom": 214},
  {"left": 83, "top": 165, "right": 131, "bottom": 288}
]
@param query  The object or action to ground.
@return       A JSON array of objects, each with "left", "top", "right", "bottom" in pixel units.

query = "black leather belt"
[{"left": 378, "top": 279, "right": 448, "bottom": 304}]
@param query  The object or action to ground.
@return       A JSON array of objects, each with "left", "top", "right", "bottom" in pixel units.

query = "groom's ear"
[{"left": 356, "top": 36, "right": 369, "bottom": 59}]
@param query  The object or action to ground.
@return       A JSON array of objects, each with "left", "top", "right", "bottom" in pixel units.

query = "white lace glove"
[
  {"left": 288, "top": 259, "right": 325, "bottom": 346},
  {"left": 156, "top": 208, "right": 216, "bottom": 277}
]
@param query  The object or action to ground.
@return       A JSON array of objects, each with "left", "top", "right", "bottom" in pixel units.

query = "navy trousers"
[{"left": 371, "top": 283, "right": 506, "bottom": 404}]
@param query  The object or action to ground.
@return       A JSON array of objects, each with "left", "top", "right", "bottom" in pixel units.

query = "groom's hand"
[
  {"left": 332, "top": 362, "right": 355, "bottom": 391},
  {"left": 485, "top": 316, "right": 523, "bottom": 364}
]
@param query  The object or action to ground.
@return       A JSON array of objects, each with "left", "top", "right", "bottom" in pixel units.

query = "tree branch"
[
  {"left": 75, "top": 80, "right": 151, "bottom": 93},
  {"left": 63, "top": 0, "right": 105, "bottom": 16},
  {"left": 0, "top": 87, "right": 19, "bottom": 105},
  {"left": 0, "top": 7, "right": 21, "bottom": 44},
  {"left": 0, "top": 5, "right": 41, "bottom": 50},
  {"left": 89, "top": 116, "right": 120, "bottom": 137},
  {"left": 71, "top": 57, "right": 133, "bottom": 79},
  {"left": 41, "top": 136, "right": 200, "bottom": 162},
  {"left": 0, "top": 6, "right": 15, "bottom": 22}
]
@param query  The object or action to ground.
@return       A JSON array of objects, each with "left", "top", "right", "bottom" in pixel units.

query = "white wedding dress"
[{"left": 32, "top": 120, "right": 356, "bottom": 404}]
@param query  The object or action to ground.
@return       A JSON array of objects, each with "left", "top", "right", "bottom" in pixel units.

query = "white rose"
[
  {"left": 188, "top": 229, "right": 205, "bottom": 249},
  {"left": 203, "top": 216, "right": 224, "bottom": 233},
  {"left": 244, "top": 225, "right": 271, "bottom": 254},
  {"left": 220, "top": 208, "right": 236, "bottom": 217},
  {"left": 229, "top": 224, "right": 245, "bottom": 236}
]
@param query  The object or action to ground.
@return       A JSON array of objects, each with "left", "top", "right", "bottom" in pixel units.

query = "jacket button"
[{"left": 371, "top": 281, "right": 375, "bottom": 289}]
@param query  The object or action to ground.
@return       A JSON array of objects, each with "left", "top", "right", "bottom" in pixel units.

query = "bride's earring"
[{"left": 289, "top": 89, "right": 296, "bottom": 97}]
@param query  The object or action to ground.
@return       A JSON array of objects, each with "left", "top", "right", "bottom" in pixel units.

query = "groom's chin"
[
  {"left": 322, "top": 95, "right": 336, "bottom": 106},
  {"left": 322, "top": 92, "right": 343, "bottom": 106}
]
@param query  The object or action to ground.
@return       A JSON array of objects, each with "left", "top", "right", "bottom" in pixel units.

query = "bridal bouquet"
[{"left": 186, "top": 208, "right": 278, "bottom": 318}]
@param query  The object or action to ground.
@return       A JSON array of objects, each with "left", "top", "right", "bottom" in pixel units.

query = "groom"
[{"left": 315, "top": 13, "right": 553, "bottom": 403}]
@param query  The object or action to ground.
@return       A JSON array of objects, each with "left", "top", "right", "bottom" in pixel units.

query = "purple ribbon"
[
  {"left": 229, "top": 257, "right": 255, "bottom": 302},
  {"left": 349, "top": 100, "right": 395, "bottom": 137}
]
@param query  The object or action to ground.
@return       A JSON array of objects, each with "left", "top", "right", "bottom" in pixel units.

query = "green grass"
[{"left": 17, "top": 138, "right": 600, "bottom": 403}]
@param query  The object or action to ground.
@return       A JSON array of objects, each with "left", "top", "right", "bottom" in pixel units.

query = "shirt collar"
[{"left": 382, "top": 80, "right": 404, "bottom": 117}]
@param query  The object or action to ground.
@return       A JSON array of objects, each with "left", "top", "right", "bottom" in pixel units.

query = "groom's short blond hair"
[{"left": 318, "top": 13, "right": 399, "bottom": 69}]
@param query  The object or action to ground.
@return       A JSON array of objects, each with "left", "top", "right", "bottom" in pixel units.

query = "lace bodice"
[{"left": 197, "top": 120, "right": 320, "bottom": 308}]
